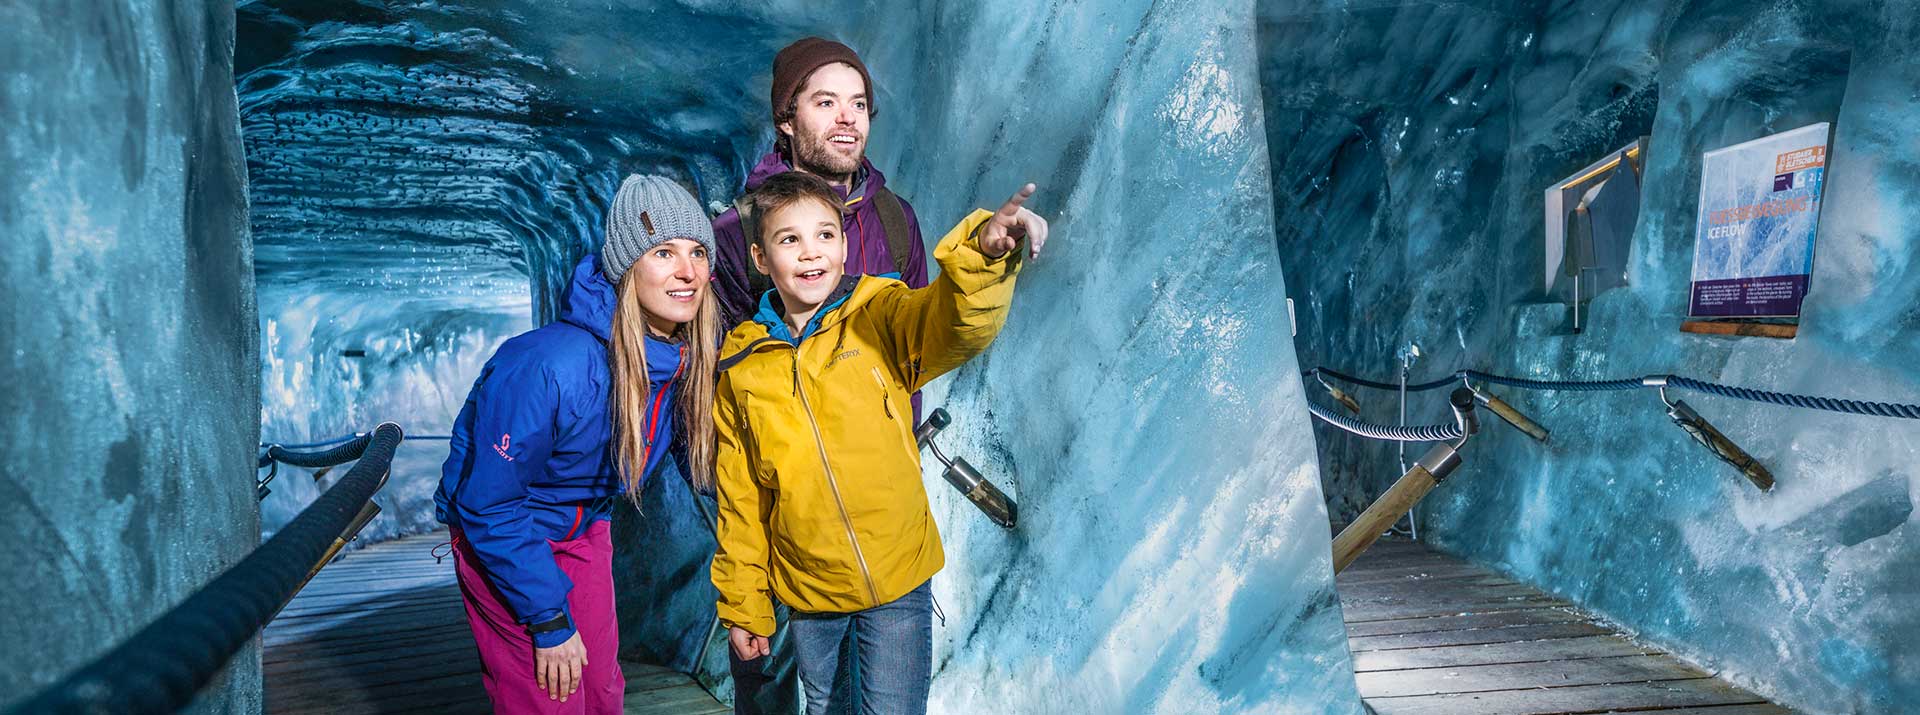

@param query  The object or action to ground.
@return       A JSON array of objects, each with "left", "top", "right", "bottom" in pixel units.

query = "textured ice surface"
[
  {"left": 2, "top": 2, "right": 260, "bottom": 711},
  {"left": 239, "top": 1, "right": 1363, "bottom": 712},
  {"left": 1261, "top": 2, "right": 1920, "bottom": 712},
  {"left": 878, "top": 3, "right": 1362, "bottom": 712}
]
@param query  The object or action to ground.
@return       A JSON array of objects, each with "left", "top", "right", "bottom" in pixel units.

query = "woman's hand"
[
  {"left": 729, "top": 625, "right": 771, "bottom": 661},
  {"left": 535, "top": 632, "right": 588, "bottom": 701},
  {"left": 977, "top": 183, "right": 1050, "bottom": 260}
]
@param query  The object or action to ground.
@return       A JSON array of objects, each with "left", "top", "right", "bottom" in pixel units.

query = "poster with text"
[{"left": 1688, "top": 122, "right": 1830, "bottom": 319}]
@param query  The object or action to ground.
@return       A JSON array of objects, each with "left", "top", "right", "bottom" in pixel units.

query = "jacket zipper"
[
  {"left": 872, "top": 367, "right": 895, "bottom": 419},
  {"left": 793, "top": 354, "right": 882, "bottom": 606}
]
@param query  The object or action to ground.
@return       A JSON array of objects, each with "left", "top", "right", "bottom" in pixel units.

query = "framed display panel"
[{"left": 1681, "top": 122, "right": 1832, "bottom": 339}]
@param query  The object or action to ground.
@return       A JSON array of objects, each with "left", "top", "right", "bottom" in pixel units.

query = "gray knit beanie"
[{"left": 601, "top": 174, "right": 717, "bottom": 284}]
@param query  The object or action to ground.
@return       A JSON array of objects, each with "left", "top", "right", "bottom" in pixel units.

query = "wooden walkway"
[
  {"left": 1340, "top": 539, "right": 1793, "bottom": 715},
  {"left": 263, "top": 529, "right": 726, "bottom": 714}
]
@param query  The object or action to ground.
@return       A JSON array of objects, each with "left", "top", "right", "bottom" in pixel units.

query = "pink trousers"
[{"left": 452, "top": 520, "right": 625, "bottom": 714}]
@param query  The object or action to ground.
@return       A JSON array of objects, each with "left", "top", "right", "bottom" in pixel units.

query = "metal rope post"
[{"left": 1331, "top": 389, "right": 1478, "bottom": 572}]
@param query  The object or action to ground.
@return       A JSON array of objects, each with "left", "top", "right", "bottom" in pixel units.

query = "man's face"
[{"left": 778, "top": 62, "right": 869, "bottom": 180}]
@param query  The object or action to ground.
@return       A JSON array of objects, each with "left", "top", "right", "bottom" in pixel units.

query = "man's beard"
[{"left": 789, "top": 126, "right": 864, "bottom": 182}]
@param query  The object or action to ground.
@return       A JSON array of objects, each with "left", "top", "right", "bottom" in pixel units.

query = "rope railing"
[
  {"left": 1302, "top": 362, "right": 1920, "bottom": 498},
  {"left": 1304, "top": 399, "right": 1464, "bottom": 442},
  {"left": 263, "top": 432, "right": 452, "bottom": 451},
  {"left": 12, "top": 422, "right": 405, "bottom": 715},
  {"left": 1305, "top": 366, "right": 1920, "bottom": 419}
]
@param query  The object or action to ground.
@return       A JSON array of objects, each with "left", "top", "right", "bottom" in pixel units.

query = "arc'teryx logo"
[{"left": 492, "top": 433, "right": 514, "bottom": 462}]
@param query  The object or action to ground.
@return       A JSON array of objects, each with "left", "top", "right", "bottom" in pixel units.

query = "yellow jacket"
[{"left": 711, "top": 209, "right": 1020, "bottom": 636}]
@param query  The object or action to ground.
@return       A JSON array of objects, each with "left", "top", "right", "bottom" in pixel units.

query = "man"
[
  {"left": 712, "top": 37, "right": 927, "bottom": 329},
  {"left": 708, "top": 37, "right": 929, "bottom": 715}
]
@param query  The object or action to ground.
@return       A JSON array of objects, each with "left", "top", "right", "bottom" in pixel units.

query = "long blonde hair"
[{"left": 609, "top": 272, "right": 719, "bottom": 502}]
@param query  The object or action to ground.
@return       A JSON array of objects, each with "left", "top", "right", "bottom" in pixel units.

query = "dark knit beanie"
[{"left": 770, "top": 37, "right": 875, "bottom": 126}]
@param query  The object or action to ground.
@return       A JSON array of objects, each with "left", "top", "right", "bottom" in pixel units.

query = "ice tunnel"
[{"left": 5, "top": 0, "right": 1919, "bottom": 714}]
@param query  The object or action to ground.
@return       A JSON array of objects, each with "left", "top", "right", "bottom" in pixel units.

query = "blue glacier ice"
[
  {"left": 237, "top": 1, "right": 1362, "bottom": 713},
  {"left": 3, "top": 1, "right": 260, "bottom": 710},
  {"left": 1262, "top": 2, "right": 1920, "bottom": 713}
]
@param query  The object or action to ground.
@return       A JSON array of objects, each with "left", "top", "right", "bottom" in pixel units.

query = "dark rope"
[
  {"left": 1306, "top": 399, "right": 1464, "bottom": 442},
  {"left": 13, "top": 423, "right": 404, "bottom": 715},
  {"left": 266, "top": 433, "right": 363, "bottom": 450},
  {"left": 1307, "top": 366, "right": 1920, "bottom": 420},
  {"left": 263, "top": 433, "right": 451, "bottom": 451},
  {"left": 1462, "top": 370, "right": 1646, "bottom": 393},
  {"left": 1669, "top": 375, "right": 1920, "bottom": 419},
  {"left": 1308, "top": 367, "right": 1458, "bottom": 392},
  {"left": 262, "top": 434, "right": 375, "bottom": 469}
]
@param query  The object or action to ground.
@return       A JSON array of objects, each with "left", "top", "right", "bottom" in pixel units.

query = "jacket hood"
[
  {"left": 559, "top": 254, "right": 617, "bottom": 343},
  {"left": 743, "top": 151, "right": 888, "bottom": 208},
  {"left": 560, "top": 255, "right": 689, "bottom": 383}
]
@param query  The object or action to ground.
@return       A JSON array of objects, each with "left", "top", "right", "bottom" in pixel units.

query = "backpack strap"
[
  {"left": 733, "top": 196, "right": 775, "bottom": 303},
  {"left": 871, "top": 187, "right": 914, "bottom": 279}
]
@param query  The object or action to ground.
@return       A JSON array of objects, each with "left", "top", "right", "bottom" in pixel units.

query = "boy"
[{"left": 709, "top": 171, "right": 1049, "bottom": 714}]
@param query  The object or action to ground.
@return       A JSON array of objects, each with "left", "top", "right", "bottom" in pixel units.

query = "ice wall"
[
  {"left": 872, "top": 2, "right": 1363, "bottom": 712},
  {"left": 0, "top": 1, "right": 260, "bottom": 711},
  {"left": 1260, "top": 1, "right": 1920, "bottom": 712}
]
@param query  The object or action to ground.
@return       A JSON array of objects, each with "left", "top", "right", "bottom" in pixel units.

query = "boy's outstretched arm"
[
  {"left": 875, "top": 184, "right": 1051, "bottom": 390},
  {"left": 710, "top": 383, "right": 777, "bottom": 642}
]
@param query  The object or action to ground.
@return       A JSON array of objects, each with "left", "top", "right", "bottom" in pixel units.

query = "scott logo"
[{"left": 492, "top": 433, "right": 514, "bottom": 462}]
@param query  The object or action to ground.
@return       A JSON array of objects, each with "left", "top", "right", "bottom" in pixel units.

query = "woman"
[{"left": 434, "top": 174, "right": 719, "bottom": 713}]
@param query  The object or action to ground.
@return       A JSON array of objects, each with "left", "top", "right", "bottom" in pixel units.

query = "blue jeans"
[{"left": 789, "top": 580, "right": 933, "bottom": 715}]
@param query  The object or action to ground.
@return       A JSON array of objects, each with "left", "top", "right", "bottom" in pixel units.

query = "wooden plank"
[
  {"left": 1337, "top": 570, "right": 1503, "bottom": 591},
  {"left": 265, "top": 618, "right": 469, "bottom": 651},
  {"left": 1355, "top": 653, "right": 1709, "bottom": 698},
  {"left": 277, "top": 585, "right": 463, "bottom": 612},
  {"left": 267, "top": 669, "right": 483, "bottom": 713},
  {"left": 1367, "top": 678, "right": 1770, "bottom": 715},
  {"left": 1349, "top": 620, "right": 1611, "bottom": 652},
  {"left": 265, "top": 600, "right": 467, "bottom": 636},
  {"left": 266, "top": 639, "right": 474, "bottom": 676},
  {"left": 623, "top": 686, "right": 730, "bottom": 713},
  {"left": 265, "top": 624, "right": 474, "bottom": 664},
  {"left": 1345, "top": 547, "right": 1456, "bottom": 565},
  {"left": 1344, "top": 607, "right": 1589, "bottom": 638},
  {"left": 1337, "top": 562, "right": 1502, "bottom": 586},
  {"left": 1353, "top": 634, "right": 1661, "bottom": 672},
  {"left": 267, "top": 645, "right": 480, "bottom": 691},
  {"left": 1343, "top": 592, "right": 1570, "bottom": 623},
  {"left": 1680, "top": 320, "right": 1798, "bottom": 339},
  {"left": 1340, "top": 577, "right": 1533, "bottom": 610},
  {"left": 1340, "top": 575, "right": 1536, "bottom": 601}
]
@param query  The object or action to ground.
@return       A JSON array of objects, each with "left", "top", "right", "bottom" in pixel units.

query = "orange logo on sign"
[{"left": 1775, "top": 146, "right": 1825, "bottom": 174}]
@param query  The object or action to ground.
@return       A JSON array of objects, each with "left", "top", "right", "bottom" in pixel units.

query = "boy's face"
[{"left": 750, "top": 198, "right": 847, "bottom": 315}]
